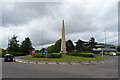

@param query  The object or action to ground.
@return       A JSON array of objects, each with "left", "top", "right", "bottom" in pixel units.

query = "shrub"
[
  {"left": 32, "top": 53, "right": 61, "bottom": 58},
  {"left": 51, "top": 53, "right": 61, "bottom": 58},
  {"left": 68, "top": 52, "right": 94, "bottom": 58},
  {"left": 8, "top": 52, "right": 26, "bottom": 56},
  {"left": 116, "top": 53, "right": 120, "bottom": 56},
  {"left": 1, "top": 51, "right": 26, "bottom": 57},
  {"left": 32, "top": 53, "right": 51, "bottom": 58}
]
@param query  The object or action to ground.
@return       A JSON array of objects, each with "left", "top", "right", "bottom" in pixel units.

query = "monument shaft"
[{"left": 61, "top": 20, "right": 67, "bottom": 54}]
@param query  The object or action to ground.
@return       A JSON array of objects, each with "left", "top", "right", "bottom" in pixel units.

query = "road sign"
[{"left": 45, "top": 50, "right": 48, "bottom": 53}]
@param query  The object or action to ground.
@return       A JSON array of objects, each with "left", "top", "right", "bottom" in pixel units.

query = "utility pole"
[
  {"left": 104, "top": 31, "right": 107, "bottom": 55},
  {"left": 7, "top": 26, "right": 11, "bottom": 53}
]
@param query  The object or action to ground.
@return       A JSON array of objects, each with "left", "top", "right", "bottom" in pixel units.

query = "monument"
[{"left": 60, "top": 20, "right": 67, "bottom": 54}]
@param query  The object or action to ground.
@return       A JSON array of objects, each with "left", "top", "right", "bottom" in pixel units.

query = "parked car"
[
  {"left": 4, "top": 54, "right": 14, "bottom": 62},
  {"left": 112, "top": 52, "right": 116, "bottom": 56},
  {"left": 108, "top": 52, "right": 116, "bottom": 56}
]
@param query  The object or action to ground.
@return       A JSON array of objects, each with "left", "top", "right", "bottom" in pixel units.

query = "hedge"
[
  {"left": 68, "top": 52, "right": 94, "bottom": 58},
  {"left": 116, "top": 53, "right": 120, "bottom": 56},
  {"left": 32, "top": 53, "right": 61, "bottom": 58},
  {"left": 7, "top": 52, "right": 26, "bottom": 56},
  {"left": 51, "top": 53, "right": 62, "bottom": 58}
]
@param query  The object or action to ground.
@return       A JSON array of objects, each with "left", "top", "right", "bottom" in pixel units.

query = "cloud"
[
  {"left": 2, "top": 2, "right": 62, "bottom": 26},
  {"left": 1, "top": 0, "right": 118, "bottom": 49}
]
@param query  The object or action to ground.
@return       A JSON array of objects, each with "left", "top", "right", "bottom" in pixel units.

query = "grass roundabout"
[{"left": 21, "top": 55, "right": 107, "bottom": 62}]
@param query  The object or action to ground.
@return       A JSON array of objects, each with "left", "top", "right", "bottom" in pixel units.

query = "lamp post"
[
  {"left": 7, "top": 26, "right": 11, "bottom": 53},
  {"left": 104, "top": 31, "right": 107, "bottom": 56}
]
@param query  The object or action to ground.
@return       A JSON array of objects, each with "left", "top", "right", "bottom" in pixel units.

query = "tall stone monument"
[{"left": 60, "top": 20, "right": 67, "bottom": 54}]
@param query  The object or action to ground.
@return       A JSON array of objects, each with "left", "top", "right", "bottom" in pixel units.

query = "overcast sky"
[{"left": 0, "top": 0, "right": 119, "bottom": 49}]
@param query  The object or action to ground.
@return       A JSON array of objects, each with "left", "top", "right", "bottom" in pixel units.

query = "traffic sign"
[{"left": 45, "top": 50, "right": 48, "bottom": 53}]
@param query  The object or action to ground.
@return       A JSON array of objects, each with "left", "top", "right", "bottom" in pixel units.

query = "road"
[{"left": 2, "top": 56, "right": 118, "bottom": 78}]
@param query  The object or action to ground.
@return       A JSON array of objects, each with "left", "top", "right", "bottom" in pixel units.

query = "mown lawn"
[{"left": 21, "top": 56, "right": 107, "bottom": 62}]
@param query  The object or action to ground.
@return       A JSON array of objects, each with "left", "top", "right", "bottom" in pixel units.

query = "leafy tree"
[
  {"left": 66, "top": 40, "right": 74, "bottom": 52},
  {"left": 54, "top": 39, "right": 61, "bottom": 53},
  {"left": 40, "top": 48, "right": 45, "bottom": 53},
  {"left": 75, "top": 39, "right": 84, "bottom": 52},
  {"left": 45, "top": 45, "right": 55, "bottom": 53},
  {"left": 89, "top": 37, "right": 96, "bottom": 51},
  {"left": 20, "top": 37, "right": 34, "bottom": 54},
  {"left": 117, "top": 46, "right": 120, "bottom": 52},
  {"left": 82, "top": 46, "right": 91, "bottom": 52},
  {"left": 40, "top": 39, "right": 61, "bottom": 53},
  {"left": 7, "top": 35, "right": 20, "bottom": 52}
]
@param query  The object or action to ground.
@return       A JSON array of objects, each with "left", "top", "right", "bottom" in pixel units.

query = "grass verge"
[{"left": 21, "top": 56, "right": 107, "bottom": 62}]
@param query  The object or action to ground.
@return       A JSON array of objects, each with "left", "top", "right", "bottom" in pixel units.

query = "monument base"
[{"left": 60, "top": 51, "right": 68, "bottom": 56}]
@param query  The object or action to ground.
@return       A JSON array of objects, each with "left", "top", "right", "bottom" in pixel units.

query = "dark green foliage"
[
  {"left": 82, "top": 46, "right": 91, "bottom": 52},
  {"left": 20, "top": 37, "right": 34, "bottom": 55},
  {"left": 75, "top": 39, "right": 84, "bottom": 52},
  {"left": 32, "top": 53, "right": 61, "bottom": 58},
  {"left": 116, "top": 53, "right": 120, "bottom": 56},
  {"left": 8, "top": 52, "right": 26, "bottom": 56},
  {"left": 40, "top": 48, "right": 45, "bottom": 53},
  {"left": 117, "top": 46, "right": 120, "bottom": 52},
  {"left": 89, "top": 37, "right": 96, "bottom": 51},
  {"left": 68, "top": 52, "right": 94, "bottom": 58},
  {"left": 32, "top": 53, "right": 51, "bottom": 58},
  {"left": 7, "top": 35, "right": 20, "bottom": 52},
  {"left": 66, "top": 40, "right": 74, "bottom": 52},
  {"left": 7, "top": 35, "right": 34, "bottom": 56},
  {"left": 1, "top": 49, "right": 7, "bottom": 57},
  {"left": 45, "top": 45, "right": 55, "bottom": 53},
  {"left": 54, "top": 39, "right": 61, "bottom": 53},
  {"left": 51, "top": 53, "right": 62, "bottom": 58},
  {"left": 41, "top": 39, "right": 61, "bottom": 53}
]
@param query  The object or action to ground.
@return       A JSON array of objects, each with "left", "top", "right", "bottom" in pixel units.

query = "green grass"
[{"left": 21, "top": 56, "right": 107, "bottom": 62}]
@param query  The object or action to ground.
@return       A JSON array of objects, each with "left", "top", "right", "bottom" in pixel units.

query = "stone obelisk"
[{"left": 60, "top": 20, "right": 67, "bottom": 54}]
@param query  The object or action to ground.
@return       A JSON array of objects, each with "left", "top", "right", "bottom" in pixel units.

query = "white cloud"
[{"left": 1, "top": 0, "right": 119, "bottom": 49}]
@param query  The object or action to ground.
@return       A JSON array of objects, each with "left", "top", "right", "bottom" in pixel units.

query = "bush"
[
  {"left": 68, "top": 52, "right": 94, "bottom": 58},
  {"left": 8, "top": 52, "right": 26, "bottom": 56},
  {"left": 1, "top": 50, "right": 7, "bottom": 57},
  {"left": 51, "top": 53, "right": 61, "bottom": 58},
  {"left": 32, "top": 53, "right": 61, "bottom": 58},
  {"left": 116, "top": 53, "right": 120, "bottom": 56},
  {"left": 32, "top": 53, "right": 51, "bottom": 58}
]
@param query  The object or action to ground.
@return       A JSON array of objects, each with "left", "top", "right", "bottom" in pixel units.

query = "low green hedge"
[
  {"left": 116, "top": 53, "right": 120, "bottom": 56},
  {"left": 32, "top": 53, "right": 51, "bottom": 58},
  {"left": 51, "top": 53, "right": 62, "bottom": 58},
  {"left": 68, "top": 52, "right": 94, "bottom": 58},
  {"left": 32, "top": 53, "right": 61, "bottom": 58},
  {"left": 8, "top": 52, "right": 26, "bottom": 56}
]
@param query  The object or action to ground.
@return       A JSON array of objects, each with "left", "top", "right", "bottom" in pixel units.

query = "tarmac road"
[{"left": 2, "top": 56, "right": 119, "bottom": 78}]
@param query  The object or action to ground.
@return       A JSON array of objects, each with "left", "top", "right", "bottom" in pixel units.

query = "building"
[
  {"left": 93, "top": 43, "right": 117, "bottom": 53},
  {"left": 74, "top": 40, "right": 117, "bottom": 53}
]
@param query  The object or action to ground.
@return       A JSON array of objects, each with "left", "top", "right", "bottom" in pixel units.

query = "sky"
[{"left": 0, "top": 0, "right": 119, "bottom": 49}]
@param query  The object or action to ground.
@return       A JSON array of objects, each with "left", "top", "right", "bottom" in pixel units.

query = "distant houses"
[
  {"left": 74, "top": 40, "right": 117, "bottom": 53},
  {"left": 92, "top": 43, "right": 116, "bottom": 53}
]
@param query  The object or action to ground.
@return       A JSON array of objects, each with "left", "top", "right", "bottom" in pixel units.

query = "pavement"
[{"left": 2, "top": 56, "right": 119, "bottom": 78}]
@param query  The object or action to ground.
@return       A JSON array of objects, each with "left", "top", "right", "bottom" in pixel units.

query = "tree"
[
  {"left": 54, "top": 39, "right": 61, "bottom": 53},
  {"left": 66, "top": 40, "right": 74, "bottom": 52},
  {"left": 20, "top": 37, "right": 34, "bottom": 54},
  {"left": 40, "top": 39, "right": 61, "bottom": 53},
  {"left": 7, "top": 35, "right": 20, "bottom": 52},
  {"left": 89, "top": 37, "right": 96, "bottom": 51},
  {"left": 40, "top": 48, "right": 45, "bottom": 53},
  {"left": 117, "top": 46, "right": 120, "bottom": 52},
  {"left": 75, "top": 39, "right": 84, "bottom": 52},
  {"left": 82, "top": 46, "right": 91, "bottom": 52},
  {"left": 45, "top": 45, "right": 55, "bottom": 53}
]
